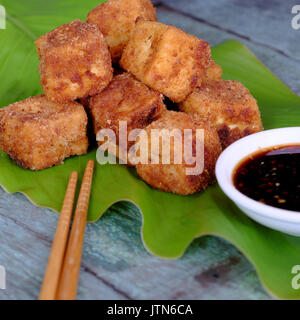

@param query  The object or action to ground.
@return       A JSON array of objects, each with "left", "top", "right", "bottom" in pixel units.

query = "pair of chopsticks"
[{"left": 39, "top": 160, "right": 94, "bottom": 300}]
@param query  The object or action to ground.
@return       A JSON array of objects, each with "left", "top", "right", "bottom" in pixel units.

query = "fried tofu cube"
[
  {"left": 89, "top": 72, "right": 166, "bottom": 162},
  {"left": 204, "top": 60, "right": 223, "bottom": 82},
  {"left": 196, "top": 60, "right": 222, "bottom": 86},
  {"left": 120, "top": 20, "right": 212, "bottom": 103},
  {"left": 180, "top": 80, "right": 263, "bottom": 149},
  {"left": 136, "top": 111, "right": 222, "bottom": 195},
  {"left": 0, "top": 95, "right": 88, "bottom": 170},
  {"left": 35, "top": 20, "right": 113, "bottom": 103},
  {"left": 87, "top": 0, "right": 157, "bottom": 62}
]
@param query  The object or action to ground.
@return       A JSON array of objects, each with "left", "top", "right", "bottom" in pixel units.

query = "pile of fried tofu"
[{"left": 0, "top": 0, "right": 263, "bottom": 195}]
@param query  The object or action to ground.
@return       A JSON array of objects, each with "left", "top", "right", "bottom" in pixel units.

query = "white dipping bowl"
[{"left": 215, "top": 127, "right": 300, "bottom": 236}]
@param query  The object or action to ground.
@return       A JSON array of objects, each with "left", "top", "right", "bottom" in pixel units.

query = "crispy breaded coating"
[
  {"left": 180, "top": 80, "right": 263, "bottom": 149},
  {"left": 36, "top": 20, "right": 113, "bottom": 103},
  {"left": 136, "top": 111, "right": 222, "bottom": 195},
  {"left": 120, "top": 20, "right": 212, "bottom": 103},
  {"left": 196, "top": 60, "right": 222, "bottom": 86},
  {"left": 0, "top": 95, "right": 88, "bottom": 170},
  {"left": 87, "top": 0, "right": 157, "bottom": 62},
  {"left": 204, "top": 60, "right": 223, "bottom": 82},
  {"left": 89, "top": 73, "right": 166, "bottom": 161}
]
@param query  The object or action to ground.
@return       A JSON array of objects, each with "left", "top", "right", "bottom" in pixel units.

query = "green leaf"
[{"left": 1, "top": 0, "right": 300, "bottom": 300}]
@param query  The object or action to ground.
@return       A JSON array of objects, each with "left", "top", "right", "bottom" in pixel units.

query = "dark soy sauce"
[{"left": 233, "top": 145, "right": 300, "bottom": 212}]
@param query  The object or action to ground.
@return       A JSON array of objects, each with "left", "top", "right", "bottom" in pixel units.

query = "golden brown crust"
[
  {"left": 180, "top": 80, "right": 263, "bottom": 149},
  {"left": 120, "top": 20, "right": 212, "bottom": 103},
  {"left": 35, "top": 20, "right": 113, "bottom": 103},
  {"left": 136, "top": 111, "right": 222, "bottom": 195},
  {"left": 87, "top": 0, "right": 157, "bottom": 62},
  {"left": 203, "top": 60, "right": 223, "bottom": 82},
  {"left": 0, "top": 95, "right": 88, "bottom": 170},
  {"left": 89, "top": 72, "right": 166, "bottom": 161}
]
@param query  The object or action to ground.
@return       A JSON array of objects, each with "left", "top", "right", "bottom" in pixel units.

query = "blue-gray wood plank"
[
  {"left": 159, "top": 0, "right": 300, "bottom": 94},
  {"left": 1, "top": 0, "right": 300, "bottom": 300}
]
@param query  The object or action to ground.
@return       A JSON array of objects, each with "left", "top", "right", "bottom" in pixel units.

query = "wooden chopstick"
[
  {"left": 56, "top": 160, "right": 95, "bottom": 300},
  {"left": 39, "top": 171, "right": 78, "bottom": 300}
]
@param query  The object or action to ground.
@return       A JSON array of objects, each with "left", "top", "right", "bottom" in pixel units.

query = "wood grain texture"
[
  {"left": 1, "top": 1, "right": 298, "bottom": 300},
  {"left": 160, "top": 0, "right": 300, "bottom": 60},
  {"left": 0, "top": 189, "right": 270, "bottom": 300}
]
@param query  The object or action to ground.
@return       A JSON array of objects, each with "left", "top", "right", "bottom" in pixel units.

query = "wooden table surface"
[{"left": 0, "top": 0, "right": 299, "bottom": 300}]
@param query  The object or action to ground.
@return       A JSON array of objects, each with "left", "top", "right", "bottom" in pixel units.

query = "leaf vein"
[{"left": 6, "top": 13, "right": 37, "bottom": 40}]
